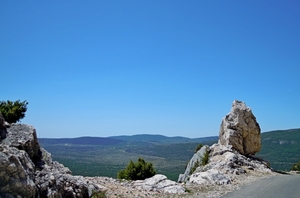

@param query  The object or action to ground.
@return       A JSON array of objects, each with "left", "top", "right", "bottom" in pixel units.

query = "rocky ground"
[{"left": 84, "top": 170, "right": 276, "bottom": 198}]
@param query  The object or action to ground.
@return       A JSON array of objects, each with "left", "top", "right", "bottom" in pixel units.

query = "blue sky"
[{"left": 1, "top": 1, "right": 299, "bottom": 138}]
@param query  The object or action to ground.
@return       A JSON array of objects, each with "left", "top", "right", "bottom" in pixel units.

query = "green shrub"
[
  {"left": 91, "top": 190, "right": 107, "bottom": 198},
  {"left": 117, "top": 158, "right": 156, "bottom": 180},
  {"left": 189, "top": 148, "right": 210, "bottom": 175},
  {"left": 195, "top": 143, "right": 203, "bottom": 153},
  {"left": 0, "top": 100, "right": 28, "bottom": 123},
  {"left": 185, "top": 187, "right": 192, "bottom": 193},
  {"left": 291, "top": 159, "right": 300, "bottom": 171},
  {"left": 189, "top": 160, "right": 199, "bottom": 174},
  {"left": 201, "top": 147, "right": 209, "bottom": 166}
]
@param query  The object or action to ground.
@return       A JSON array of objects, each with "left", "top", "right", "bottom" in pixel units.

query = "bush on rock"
[
  {"left": 291, "top": 159, "right": 300, "bottom": 171},
  {"left": 0, "top": 100, "right": 28, "bottom": 123},
  {"left": 117, "top": 158, "right": 156, "bottom": 180}
]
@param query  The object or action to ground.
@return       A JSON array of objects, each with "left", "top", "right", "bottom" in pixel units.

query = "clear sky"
[{"left": 1, "top": 1, "right": 299, "bottom": 138}]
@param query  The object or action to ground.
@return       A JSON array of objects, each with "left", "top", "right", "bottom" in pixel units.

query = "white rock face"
[
  {"left": 185, "top": 143, "right": 272, "bottom": 186},
  {"left": 0, "top": 124, "right": 102, "bottom": 198},
  {"left": 219, "top": 100, "right": 261, "bottom": 155},
  {"left": 189, "top": 169, "right": 231, "bottom": 185},
  {"left": 134, "top": 174, "right": 186, "bottom": 194},
  {"left": 0, "top": 146, "right": 37, "bottom": 197},
  {"left": 178, "top": 145, "right": 209, "bottom": 182},
  {"left": 87, "top": 174, "right": 186, "bottom": 197}
]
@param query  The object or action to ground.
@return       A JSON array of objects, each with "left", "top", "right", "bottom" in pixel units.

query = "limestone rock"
[
  {"left": 209, "top": 143, "right": 271, "bottom": 173},
  {"left": 34, "top": 147, "right": 99, "bottom": 198},
  {"left": 39, "top": 147, "right": 72, "bottom": 174},
  {"left": 134, "top": 174, "right": 186, "bottom": 194},
  {"left": 35, "top": 170, "right": 99, "bottom": 198},
  {"left": 0, "top": 123, "right": 104, "bottom": 198},
  {"left": 178, "top": 145, "right": 209, "bottom": 182},
  {"left": 219, "top": 100, "right": 261, "bottom": 155},
  {"left": 189, "top": 169, "right": 231, "bottom": 185},
  {"left": 184, "top": 143, "right": 271, "bottom": 186},
  {"left": 6, "top": 124, "right": 42, "bottom": 162},
  {"left": 0, "top": 145, "right": 37, "bottom": 197},
  {"left": 87, "top": 174, "right": 185, "bottom": 197}
]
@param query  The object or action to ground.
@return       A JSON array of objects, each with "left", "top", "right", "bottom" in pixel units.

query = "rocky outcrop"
[
  {"left": 86, "top": 174, "right": 186, "bottom": 197},
  {"left": 219, "top": 100, "right": 261, "bottom": 155},
  {"left": 178, "top": 145, "right": 209, "bottom": 182},
  {"left": 6, "top": 124, "right": 42, "bottom": 163},
  {"left": 0, "top": 145, "right": 37, "bottom": 197},
  {"left": 178, "top": 143, "right": 271, "bottom": 185},
  {"left": 178, "top": 100, "right": 272, "bottom": 187},
  {"left": 0, "top": 123, "right": 103, "bottom": 198},
  {"left": 185, "top": 143, "right": 271, "bottom": 185}
]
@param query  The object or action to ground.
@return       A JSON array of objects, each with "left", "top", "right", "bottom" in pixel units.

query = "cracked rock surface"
[
  {"left": 0, "top": 123, "right": 102, "bottom": 198},
  {"left": 219, "top": 100, "right": 261, "bottom": 155}
]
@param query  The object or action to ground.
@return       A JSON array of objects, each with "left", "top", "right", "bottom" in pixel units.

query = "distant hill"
[
  {"left": 39, "top": 134, "right": 217, "bottom": 181},
  {"left": 109, "top": 134, "right": 218, "bottom": 144},
  {"left": 39, "top": 134, "right": 219, "bottom": 146},
  {"left": 39, "top": 128, "right": 300, "bottom": 181},
  {"left": 258, "top": 128, "right": 300, "bottom": 171},
  {"left": 39, "top": 136, "right": 125, "bottom": 145}
]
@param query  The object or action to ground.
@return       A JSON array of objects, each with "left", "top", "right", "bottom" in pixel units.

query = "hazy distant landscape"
[
  {"left": 39, "top": 128, "right": 300, "bottom": 181},
  {"left": 257, "top": 128, "right": 300, "bottom": 171}
]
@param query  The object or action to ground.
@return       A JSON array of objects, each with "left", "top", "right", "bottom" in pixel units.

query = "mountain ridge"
[
  {"left": 39, "top": 128, "right": 300, "bottom": 180},
  {"left": 39, "top": 128, "right": 300, "bottom": 146},
  {"left": 39, "top": 134, "right": 219, "bottom": 145}
]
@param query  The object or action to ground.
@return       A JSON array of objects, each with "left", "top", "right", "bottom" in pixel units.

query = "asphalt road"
[{"left": 222, "top": 174, "right": 300, "bottom": 198}]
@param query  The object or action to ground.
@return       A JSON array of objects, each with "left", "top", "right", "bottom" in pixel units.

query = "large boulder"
[
  {"left": 0, "top": 123, "right": 40, "bottom": 197},
  {"left": 219, "top": 100, "right": 261, "bottom": 155},
  {"left": 0, "top": 145, "right": 37, "bottom": 197},
  {"left": 6, "top": 124, "right": 42, "bottom": 163},
  {"left": 0, "top": 123, "right": 103, "bottom": 198}
]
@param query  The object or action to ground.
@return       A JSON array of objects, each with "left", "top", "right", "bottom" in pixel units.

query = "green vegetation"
[
  {"left": 195, "top": 143, "right": 203, "bottom": 153},
  {"left": 117, "top": 158, "right": 156, "bottom": 180},
  {"left": 257, "top": 128, "right": 300, "bottom": 171},
  {"left": 185, "top": 187, "right": 192, "bottom": 193},
  {"left": 189, "top": 160, "right": 199, "bottom": 175},
  {"left": 39, "top": 128, "right": 300, "bottom": 182},
  {"left": 0, "top": 100, "right": 28, "bottom": 123},
  {"left": 40, "top": 137, "right": 217, "bottom": 181},
  {"left": 91, "top": 190, "right": 106, "bottom": 198},
  {"left": 189, "top": 146, "right": 210, "bottom": 175},
  {"left": 201, "top": 147, "right": 209, "bottom": 166},
  {"left": 291, "top": 158, "right": 300, "bottom": 171}
]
